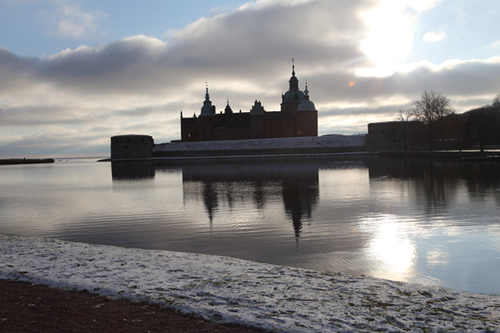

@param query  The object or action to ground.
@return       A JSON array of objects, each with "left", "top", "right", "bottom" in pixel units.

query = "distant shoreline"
[{"left": 0, "top": 158, "right": 55, "bottom": 165}]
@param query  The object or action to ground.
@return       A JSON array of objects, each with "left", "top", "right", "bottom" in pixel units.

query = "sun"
[{"left": 357, "top": 1, "right": 416, "bottom": 77}]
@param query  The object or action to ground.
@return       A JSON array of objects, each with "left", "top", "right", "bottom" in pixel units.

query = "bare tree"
[
  {"left": 395, "top": 109, "right": 414, "bottom": 122},
  {"left": 443, "top": 113, "right": 469, "bottom": 152},
  {"left": 411, "top": 90, "right": 454, "bottom": 150},
  {"left": 394, "top": 109, "right": 414, "bottom": 151},
  {"left": 492, "top": 93, "right": 500, "bottom": 109},
  {"left": 464, "top": 106, "right": 500, "bottom": 151}
]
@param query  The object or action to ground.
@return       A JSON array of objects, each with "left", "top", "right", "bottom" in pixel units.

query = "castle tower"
[
  {"left": 281, "top": 59, "right": 305, "bottom": 113},
  {"left": 198, "top": 84, "right": 217, "bottom": 141},
  {"left": 200, "top": 85, "right": 215, "bottom": 116},
  {"left": 297, "top": 82, "right": 316, "bottom": 112},
  {"left": 224, "top": 99, "right": 233, "bottom": 114},
  {"left": 296, "top": 81, "right": 318, "bottom": 137}
]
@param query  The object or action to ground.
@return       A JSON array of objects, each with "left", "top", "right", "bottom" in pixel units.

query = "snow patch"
[
  {"left": 154, "top": 135, "right": 366, "bottom": 152},
  {"left": 1, "top": 234, "right": 499, "bottom": 332}
]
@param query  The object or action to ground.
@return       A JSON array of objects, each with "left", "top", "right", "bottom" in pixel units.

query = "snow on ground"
[
  {"left": 1, "top": 235, "right": 500, "bottom": 332},
  {"left": 154, "top": 135, "right": 366, "bottom": 152}
]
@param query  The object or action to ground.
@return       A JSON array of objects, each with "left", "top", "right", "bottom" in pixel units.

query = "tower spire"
[
  {"left": 224, "top": 96, "right": 233, "bottom": 114},
  {"left": 200, "top": 82, "right": 214, "bottom": 116},
  {"left": 288, "top": 58, "right": 299, "bottom": 91}
]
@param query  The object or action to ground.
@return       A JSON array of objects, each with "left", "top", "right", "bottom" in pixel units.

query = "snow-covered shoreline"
[
  {"left": 154, "top": 134, "right": 366, "bottom": 152},
  {"left": 1, "top": 234, "right": 499, "bottom": 332}
]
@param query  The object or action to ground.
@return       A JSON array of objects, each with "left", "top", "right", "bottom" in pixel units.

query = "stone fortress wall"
[
  {"left": 366, "top": 121, "right": 424, "bottom": 152},
  {"left": 153, "top": 134, "right": 366, "bottom": 158},
  {"left": 111, "top": 135, "right": 154, "bottom": 159}
]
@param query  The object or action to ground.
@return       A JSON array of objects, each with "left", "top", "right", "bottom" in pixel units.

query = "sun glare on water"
[{"left": 362, "top": 214, "right": 417, "bottom": 279}]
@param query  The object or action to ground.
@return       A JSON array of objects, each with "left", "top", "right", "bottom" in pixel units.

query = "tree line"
[{"left": 396, "top": 91, "right": 500, "bottom": 151}]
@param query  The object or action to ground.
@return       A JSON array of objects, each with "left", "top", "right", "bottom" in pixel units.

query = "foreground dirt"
[{"left": 0, "top": 279, "right": 272, "bottom": 333}]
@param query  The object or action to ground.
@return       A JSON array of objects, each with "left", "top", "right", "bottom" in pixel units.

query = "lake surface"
[{"left": 1, "top": 155, "right": 499, "bottom": 294}]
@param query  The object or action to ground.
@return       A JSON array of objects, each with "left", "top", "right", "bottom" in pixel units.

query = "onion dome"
[
  {"left": 282, "top": 61, "right": 305, "bottom": 103},
  {"left": 297, "top": 81, "right": 316, "bottom": 111}
]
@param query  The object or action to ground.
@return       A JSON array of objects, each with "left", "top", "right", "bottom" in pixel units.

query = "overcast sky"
[{"left": 1, "top": 0, "right": 499, "bottom": 158}]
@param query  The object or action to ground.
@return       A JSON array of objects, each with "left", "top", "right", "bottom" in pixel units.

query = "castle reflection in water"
[
  {"left": 180, "top": 159, "right": 320, "bottom": 239},
  {"left": 111, "top": 155, "right": 500, "bottom": 240},
  {"left": 111, "top": 157, "right": 330, "bottom": 239}
]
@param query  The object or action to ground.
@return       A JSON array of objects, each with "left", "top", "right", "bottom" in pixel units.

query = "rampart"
[
  {"left": 366, "top": 121, "right": 424, "bottom": 151},
  {"left": 111, "top": 135, "right": 154, "bottom": 159},
  {"left": 152, "top": 135, "right": 366, "bottom": 158}
]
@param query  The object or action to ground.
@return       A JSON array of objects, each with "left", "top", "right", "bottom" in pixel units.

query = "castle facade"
[{"left": 180, "top": 64, "right": 318, "bottom": 142}]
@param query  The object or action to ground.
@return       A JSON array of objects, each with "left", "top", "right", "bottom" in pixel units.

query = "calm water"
[{"left": 1, "top": 156, "right": 499, "bottom": 294}]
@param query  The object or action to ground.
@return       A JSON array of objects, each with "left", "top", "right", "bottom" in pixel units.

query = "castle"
[{"left": 180, "top": 63, "right": 318, "bottom": 142}]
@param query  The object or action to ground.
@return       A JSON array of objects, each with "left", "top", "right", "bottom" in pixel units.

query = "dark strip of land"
[
  {"left": 0, "top": 279, "right": 271, "bottom": 333},
  {"left": 0, "top": 158, "right": 55, "bottom": 165}
]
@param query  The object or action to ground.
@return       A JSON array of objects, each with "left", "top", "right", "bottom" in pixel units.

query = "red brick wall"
[
  {"left": 296, "top": 111, "right": 318, "bottom": 137},
  {"left": 198, "top": 116, "right": 217, "bottom": 141},
  {"left": 267, "top": 119, "right": 296, "bottom": 138}
]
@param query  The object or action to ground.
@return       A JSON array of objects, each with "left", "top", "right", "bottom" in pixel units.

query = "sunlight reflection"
[
  {"left": 426, "top": 249, "right": 448, "bottom": 267},
  {"left": 363, "top": 214, "right": 416, "bottom": 279}
]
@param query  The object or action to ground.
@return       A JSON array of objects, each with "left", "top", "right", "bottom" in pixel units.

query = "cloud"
[
  {"left": 2, "top": 0, "right": 372, "bottom": 98},
  {"left": 455, "top": 6, "right": 469, "bottom": 20},
  {"left": 422, "top": 30, "right": 446, "bottom": 42},
  {"left": 55, "top": 2, "right": 108, "bottom": 38},
  {"left": 490, "top": 40, "right": 500, "bottom": 48},
  {"left": 1, "top": 0, "right": 500, "bottom": 157},
  {"left": 57, "top": 19, "right": 86, "bottom": 38},
  {"left": 408, "top": 0, "right": 442, "bottom": 12}
]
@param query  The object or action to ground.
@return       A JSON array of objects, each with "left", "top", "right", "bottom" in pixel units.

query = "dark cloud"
[
  {"left": 386, "top": 61, "right": 500, "bottom": 98},
  {"left": 319, "top": 103, "right": 414, "bottom": 118},
  {"left": 0, "top": 48, "right": 36, "bottom": 93},
  {"left": 1, "top": 0, "right": 372, "bottom": 97},
  {"left": 0, "top": 105, "right": 84, "bottom": 126}
]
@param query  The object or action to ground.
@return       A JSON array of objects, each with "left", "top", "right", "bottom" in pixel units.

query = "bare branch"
[
  {"left": 410, "top": 90, "right": 454, "bottom": 149},
  {"left": 395, "top": 109, "right": 414, "bottom": 122},
  {"left": 492, "top": 93, "right": 500, "bottom": 109},
  {"left": 412, "top": 90, "right": 453, "bottom": 124}
]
